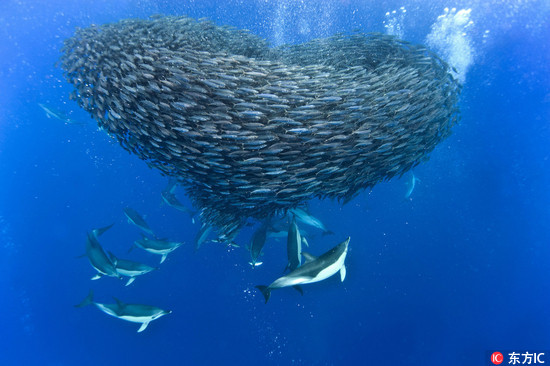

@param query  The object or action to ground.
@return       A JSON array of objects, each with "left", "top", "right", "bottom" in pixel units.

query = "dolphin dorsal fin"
[
  {"left": 107, "top": 251, "right": 118, "bottom": 266},
  {"left": 113, "top": 297, "right": 125, "bottom": 310},
  {"left": 301, "top": 252, "right": 317, "bottom": 263}
]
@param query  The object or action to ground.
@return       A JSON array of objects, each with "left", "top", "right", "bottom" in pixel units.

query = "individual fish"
[
  {"left": 76, "top": 290, "right": 171, "bottom": 332},
  {"left": 123, "top": 207, "right": 155, "bottom": 237},
  {"left": 256, "top": 237, "right": 350, "bottom": 303},
  {"left": 132, "top": 235, "right": 183, "bottom": 263}
]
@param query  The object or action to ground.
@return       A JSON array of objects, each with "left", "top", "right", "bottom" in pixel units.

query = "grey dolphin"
[
  {"left": 285, "top": 216, "right": 302, "bottom": 272},
  {"left": 133, "top": 235, "right": 183, "bottom": 263},
  {"left": 85, "top": 227, "right": 121, "bottom": 280},
  {"left": 123, "top": 207, "right": 155, "bottom": 237},
  {"left": 404, "top": 172, "right": 420, "bottom": 199},
  {"left": 290, "top": 208, "right": 333, "bottom": 235},
  {"left": 38, "top": 103, "right": 84, "bottom": 125},
  {"left": 76, "top": 290, "right": 171, "bottom": 332},
  {"left": 248, "top": 221, "right": 269, "bottom": 267},
  {"left": 256, "top": 237, "right": 350, "bottom": 303},
  {"left": 112, "top": 256, "right": 158, "bottom": 286},
  {"left": 194, "top": 223, "right": 213, "bottom": 251},
  {"left": 161, "top": 180, "right": 196, "bottom": 222}
]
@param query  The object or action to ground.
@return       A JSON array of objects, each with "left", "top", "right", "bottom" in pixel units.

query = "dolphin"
[
  {"left": 290, "top": 208, "right": 333, "bottom": 235},
  {"left": 256, "top": 237, "right": 350, "bottom": 303},
  {"left": 84, "top": 228, "right": 121, "bottom": 280},
  {"left": 285, "top": 215, "right": 302, "bottom": 272},
  {"left": 248, "top": 221, "right": 269, "bottom": 267},
  {"left": 76, "top": 290, "right": 171, "bottom": 332},
  {"left": 112, "top": 256, "right": 158, "bottom": 286},
  {"left": 123, "top": 207, "right": 155, "bottom": 237},
  {"left": 133, "top": 235, "right": 183, "bottom": 263},
  {"left": 194, "top": 223, "right": 213, "bottom": 251},
  {"left": 161, "top": 180, "right": 196, "bottom": 223},
  {"left": 404, "top": 172, "right": 420, "bottom": 199},
  {"left": 38, "top": 103, "right": 84, "bottom": 125}
]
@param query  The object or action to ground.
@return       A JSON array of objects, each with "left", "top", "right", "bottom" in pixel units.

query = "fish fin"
[
  {"left": 301, "top": 252, "right": 317, "bottom": 263},
  {"left": 293, "top": 285, "right": 304, "bottom": 296},
  {"left": 340, "top": 265, "right": 347, "bottom": 282},
  {"left": 255, "top": 285, "right": 271, "bottom": 304},
  {"left": 91, "top": 274, "right": 103, "bottom": 280},
  {"left": 160, "top": 254, "right": 167, "bottom": 264},
  {"left": 125, "top": 277, "right": 136, "bottom": 286},
  {"left": 137, "top": 322, "right": 149, "bottom": 333},
  {"left": 75, "top": 290, "right": 94, "bottom": 307}
]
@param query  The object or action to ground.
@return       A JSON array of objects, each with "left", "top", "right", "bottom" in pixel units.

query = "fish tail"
[
  {"left": 255, "top": 285, "right": 271, "bottom": 304},
  {"left": 75, "top": 290, "right": 94, "bottom": 308}
]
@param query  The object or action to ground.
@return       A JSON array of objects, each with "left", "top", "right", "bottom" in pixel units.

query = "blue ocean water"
[{"left": 1, "top": 0, "right": 549, "bottom": 365}]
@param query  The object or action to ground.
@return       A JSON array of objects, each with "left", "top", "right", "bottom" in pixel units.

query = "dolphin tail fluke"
[
  {"left": 75, "top": 290, "right": 94, "bottom": 308},
  {"left": 255, "top": 285, "right": 271, "bottom": 304},
  {"left": 293, "top": 285, "right": 304, "bottom": 296},
  {"left": 93, "top": 223, "right": 115, "bottom": 237}
]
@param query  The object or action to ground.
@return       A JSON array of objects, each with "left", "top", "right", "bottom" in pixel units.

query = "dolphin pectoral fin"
[
  {"left": 322, "top": 230, "right": 334, "bottom": 236},
  {"left": 75, "top": 290, "right": 94, "bottom": 308},
  {"left": 137, "top": 322, "right": 149, "bottom": 333},
  {"left": 125, "top": 277, "right": 136, "bottom": 286},
  {"left": 293, "top": 285, "right": 304, "bottom": 296},
  {"left": 91, "top": 274, "right": 103, "bottom": 280},
  {"left": 128, "top": 244, "right": 135, "bottom": 254},
  {"left": 75, "top": 253, "right": 87, "bottom": 259},
  {"left": 255, "top": 285, "right": 271, "bottom": 304},
  {"left": 340, "top": 265, "right": 347, "bottom": 282},
  {"left": 160, "top": 254, "right": 168, "bottom": 264},
  {"left": 301, "top": 252, "right": 317, "bottom": 263}
]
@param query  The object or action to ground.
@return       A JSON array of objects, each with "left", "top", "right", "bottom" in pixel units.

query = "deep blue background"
[{"left": 1, "top": 1, "right": 549, "bottom": 365}]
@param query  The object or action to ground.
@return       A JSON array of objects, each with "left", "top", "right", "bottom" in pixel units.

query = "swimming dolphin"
[
  {"left": 194, "top": 223, "right": 213, "bottom": 251},
  {"left": 404, "top": 172, "right": 420, "bottom": 199},
  {"left": 256, "top": 237, "right": 350, "bottom": 303},
  {"left": 38, "top": 103, "right": 84, "bottom": 125},
  {"left": 285, "top": 216, "right": 302, "bottom": 272},
  {"left": 76, "top": 290, "right": 171, "bottom": 332},
  {"left": 123, "top": 207, "right": 155, "bottom": 237},
  {"left": 84, "top": 228, "right": 121, "bottom": 280},
  {"left": 290, "top": 208, "right": 333, "bottom": 235},
  {"left": 133, "top": 235, "right": 183, "bottom": 263},
  {"left": 161, "top": 180, "right": 196, "bottom": 223},
  {"left": 248, "top": 221, "right": 269, "bottom": 267},
  {"left": 112, "top": 256, "right": 158, "bottom": 286}
]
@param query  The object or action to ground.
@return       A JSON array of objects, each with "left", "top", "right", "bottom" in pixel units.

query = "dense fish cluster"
[{"left": 60, "top": 15, "right": 460, "bottom": 239}]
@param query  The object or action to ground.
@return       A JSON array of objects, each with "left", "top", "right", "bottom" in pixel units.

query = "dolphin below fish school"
[
  {"left": 256, "top": 237, "right": 350, "bottom": 303},
  {"left": 76, "top": 290, "right": 171, "bottom": 332}
]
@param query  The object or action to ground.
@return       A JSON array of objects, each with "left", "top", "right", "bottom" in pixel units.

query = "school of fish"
[{"left": 59, "top": 15, "right": 461, "bottom": 241}]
